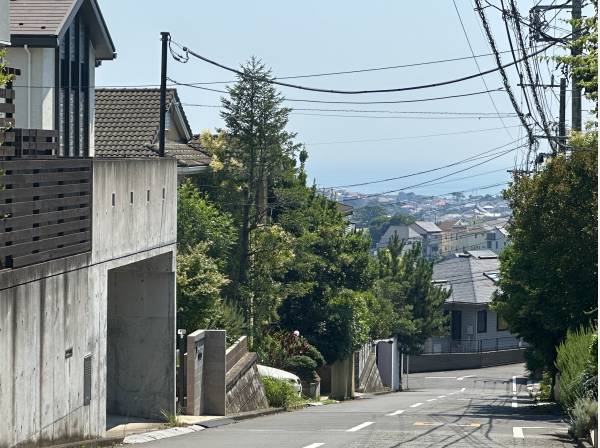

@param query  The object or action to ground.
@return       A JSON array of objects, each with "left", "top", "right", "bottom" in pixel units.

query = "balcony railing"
[
  {"left": 421, "top": 336, "right": 526, "bottom": 354},
  {"left": 0, "top": 157, "right": 92, "bottom": 269}
]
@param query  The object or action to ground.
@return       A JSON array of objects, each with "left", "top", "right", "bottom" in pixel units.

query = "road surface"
[{"left": 138, "top": 363, "right": 575, "bottom": 447}]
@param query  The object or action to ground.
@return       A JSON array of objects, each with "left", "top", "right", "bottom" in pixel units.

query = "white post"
[
  {"left": 406, "top": 354, "right": 410, "bottom": 390},
  {"left": 391, "top": 336, "right": 400, "bottom": 391}
]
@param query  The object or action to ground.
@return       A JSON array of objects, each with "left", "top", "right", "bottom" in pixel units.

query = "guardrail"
[
  {"left": 421, "top": 336, "right": 526, "bottom": 354},
  {"left": 0, "top": 158, "right": 92, "bottom": 269}
]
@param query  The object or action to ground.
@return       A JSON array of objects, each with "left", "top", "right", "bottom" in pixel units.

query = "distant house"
[
  {"left": 439, "top": 217, "right": 509, "bottom": 258},
  {"left": 95, "top": 88, "right": 211, "bottom": 180},
  {"left": 424, "top": 250, "right": 522, "bottom": 353},
  {"left": 376, "top": 220, "right": 442, "bottom": 260}
]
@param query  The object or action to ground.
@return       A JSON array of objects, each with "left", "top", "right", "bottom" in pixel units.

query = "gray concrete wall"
[
  {"left": 185, "top": 330, "right": 226, "bottom": 416},
  {"left": 0, "top": 159, "right": 177, "bottom": 447},
  {"left": 225, "top": 354, "right": 268, "bottom": 414},
  {"left": 106, "top": 253, "right": 175, "bottom": 419},
  {"left": 407, "top": 348, "right": 526, "bottom": 373}
]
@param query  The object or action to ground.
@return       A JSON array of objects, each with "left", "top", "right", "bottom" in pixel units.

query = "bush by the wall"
[
  {"left": 569, "top": 397, "right": 598, "bottom": 440},
  {"left": 555, "top": 326, "right": 597, "bottom": 410},
  {"left": 261, "top": 377, "right": 303, "bottom": 410},
  {"left": 284, "top": 355, "right": 318, "bottom": 382}
]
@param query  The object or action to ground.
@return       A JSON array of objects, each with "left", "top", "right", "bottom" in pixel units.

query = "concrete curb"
[
  {"left": 230, "top": 407, "right": 286, "bottom": 421},
  {"left": 42, "top": 436, "right": 125, "bottom": 448}
]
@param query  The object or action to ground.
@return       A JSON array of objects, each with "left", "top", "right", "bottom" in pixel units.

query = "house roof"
[
  {"left": 336, "top": 203, "right": 354, "bottom": 216},
  {"left": 432, "top": 253, "right": 499, "bottom": 305},
  {"left": 413, "top": 221, "right": 442, "bottom": 234},
  {"left": 94, "top": 88, "right": 210, "bottom": 168},
  {"left": 377, "top": 225, "right": 422, "bottom": 248},
  {"left": 9, "top": 0, "right": 116, "bottom": 59}
]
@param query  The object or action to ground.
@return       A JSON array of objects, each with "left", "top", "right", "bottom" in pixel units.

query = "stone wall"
[{"left": 225, "top": 353, "right": 268, "bottom": 414}]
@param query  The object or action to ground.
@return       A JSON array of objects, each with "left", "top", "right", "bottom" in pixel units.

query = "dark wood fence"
[{"left": 0, "top": 158, "right": 92, "bottom": 269}]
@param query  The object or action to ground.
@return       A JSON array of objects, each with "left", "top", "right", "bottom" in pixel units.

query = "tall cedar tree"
[{"left": 219, "top": 57, "right": 300, "bottom": 315}]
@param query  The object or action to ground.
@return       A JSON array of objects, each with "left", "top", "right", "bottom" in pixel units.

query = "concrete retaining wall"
[
  {"left": 0, "top": 159, "right": 177, "bottom": 448},
  {"left": 226, "top": 353, "right": 268, "bottom": 414},
  {"left": 407, "top": 348, "right": 526, "bottom": 373}
]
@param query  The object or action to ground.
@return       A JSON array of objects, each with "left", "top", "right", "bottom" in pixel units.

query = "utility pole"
[
  {"left": 571, "top": 0, "right": 582, "bottom": 131},
  {"left": 559, "top": 78, "right": 567, "bottom": 150},
  {"left": 159, "top": 31, "right": 170, "bottom": 158}
]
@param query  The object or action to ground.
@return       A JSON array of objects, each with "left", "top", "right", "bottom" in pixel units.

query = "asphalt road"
[{"left": 140, "top": 363, "right": 576, "bottom": 447}]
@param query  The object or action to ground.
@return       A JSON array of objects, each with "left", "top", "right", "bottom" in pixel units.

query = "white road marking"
[
  {"left": 425, "top": 376, "right": 456, "bottom": 379},
  {"left": 386, "top": 410, "right": 405, "bottom": 416},
  {"left": 512, "top": 395, "right": 518, "bottom": 408},
  {"left": 512, "top": 376, "right": 517, "bottom": 393},
  {"left": 302, "top": 444, "right": 325, "bottom": 448},
  {"left": 457, "top": 375, "right": 475, "bottom": 381},
  {"left": 427, "top": 398, "right": 437, "bottom": 402},
  {"left": 346, "top": 422, "right": 374, "bottom": 432},
  {"left": 513, "top": 426, "right": 556, "bottom": 439},
  {"left": 448, "top": 392, "right": 456, "bottom": 395},
  {"left": 437, "top": 395, "right": 446, "bottom": 398},
  {"left": 460, "top": 387, "right": 466, "bottom": 392},
  {"left": 410, "top": 402, "right": 424, "bottom": 408}
]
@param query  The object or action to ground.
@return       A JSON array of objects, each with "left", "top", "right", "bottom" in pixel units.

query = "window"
[
  {"left": 487, "top": 241, "right": 492, "bottom": 249},
  {"left": 497, "top": 315, "right": 509, "bottom": 331},
  {"left": 477, "top": 309, "right": 487, "bottom": 333}
]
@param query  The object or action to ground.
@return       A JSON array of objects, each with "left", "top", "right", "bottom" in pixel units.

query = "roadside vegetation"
[
  {"left": 260, "top": 377, "right": 305, "bottom": 410},
  {"left": 175, "top": 57, "right": 450, "bottom": 375}
]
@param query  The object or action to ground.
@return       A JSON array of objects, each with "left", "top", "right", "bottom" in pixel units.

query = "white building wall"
[{"left": 5, "top": 47, "right": 55, "bottom": 130}]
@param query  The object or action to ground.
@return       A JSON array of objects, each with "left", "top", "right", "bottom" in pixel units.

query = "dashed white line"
[
  {"left": 460, "top": 387, "right": 466, "bottom": 392},
  {"left": 346, "top": 422, "right": 374, "bottom": 432},
  {"left": 427, "top": 398, "right": 437, "bottom": 402},
  {"left": 303, "top": 444, "right": 325, "bottom": 448},
  {"left": 437, "top": 395, "right": 447, "bottom": 398},
  {"left": 410, "top": 402, "right": 423, "bottom": 408},
  {"left": 457, "top": 375, "right": 475, "bottom": 381},
  {"left": 425, "top": 376, "right": 456, "bottom": 379},
  {"left": 386, "top": 410, "right": 405, "bottom": 416},
  {"left": 448, "top": 392, "right": 456, "bottom": 395}
]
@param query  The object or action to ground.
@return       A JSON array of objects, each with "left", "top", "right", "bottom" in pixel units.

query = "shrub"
[
  {"left": 538, "top": 372, "right": 553, "bottom": 401},
  {"left": 556, "top": 326, "right": 597, "bottom": 410},
  {"left": 304, "top": 344, "right": 325, "bottom": 370},
  {"left": 284, "top": 355, "right": 317, "bottom": 382},
  {"left": 261, "top": 377, "right": 303, "bottom": 410},
  {"left": 569, "top": 397, "right": 598, "bottom": 440}
]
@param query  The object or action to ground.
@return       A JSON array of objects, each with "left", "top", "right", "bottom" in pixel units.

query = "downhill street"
[{"left": 137, "top": 364, "right": 576, "bottom": 447}]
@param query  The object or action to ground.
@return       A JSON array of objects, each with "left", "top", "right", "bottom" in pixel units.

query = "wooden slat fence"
[{"left": 0, "top": 158, "right": 92, "bottom": 269}]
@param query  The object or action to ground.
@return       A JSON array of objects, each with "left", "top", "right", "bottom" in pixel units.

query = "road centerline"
[
  {"left": 302, "top": 444, "right": 325, "bottom": 448},
  {"left": 346, "top": 421, "right": 374, "bottom": 432},
  {"left": 410, "top": 402, "right": 423, "bottom": 408},
  {"left": 386, "top": 410, "right": 405, "bottom": 416}
]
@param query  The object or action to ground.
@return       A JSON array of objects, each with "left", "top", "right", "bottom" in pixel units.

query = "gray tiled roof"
[
  {"left": 432, "top": 254, "right": 499, "bottom": 305},
  {"left": 94, "top": 88, "right": 209, "bottom": 167},
  {"left": 10, "top": 0, "right": 76, "bottom": 35},
  {"left": 414, "top": 221, "right": 443, "bottom": 234}
]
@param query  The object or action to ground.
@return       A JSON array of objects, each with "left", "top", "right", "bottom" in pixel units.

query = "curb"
[{"left": 42, "top": 436, "right": 125, "bottom": 448}]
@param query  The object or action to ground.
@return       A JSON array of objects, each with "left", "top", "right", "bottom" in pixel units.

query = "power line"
[
  {"left": 307, "top": 125, "right": 523, "bottom": 146},
  {"left": 181, "top": 103, "right": 517, "bottom": 116},
  {"left": 474, "top": 0, "right": 537, "bottom": 163},
  {"left": 322, "top": 139, "right": 524, "bottom": 189},
  {"left": 452, "top": 0, "right": 515, "bottom": 139},
  {"left": 290, "top": 112, "right": 519, "bottom": 120},
  {"left": 343, "top": 148, "right": 517, "bottom": 201},
  {"left": 173, "top": 38, "right": 561, "bottom": 94}
]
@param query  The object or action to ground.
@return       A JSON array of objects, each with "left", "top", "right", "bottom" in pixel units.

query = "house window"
[
  {"left": 497, "top": 315, "right": 509, "bottom": 331},
  {"left": 477, "top": 310, "right": 487, "bottom": 333},
  {"left": 487, "top": 241, "right": 492, "bottom": 249}
]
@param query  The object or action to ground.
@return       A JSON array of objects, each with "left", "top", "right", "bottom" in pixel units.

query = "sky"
[{"left": 95, "top": 0, "right": 577, "bottom": 195}]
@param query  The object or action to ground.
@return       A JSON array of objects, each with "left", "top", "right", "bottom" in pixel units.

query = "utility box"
[{"left": 0, "top": 0, "right": 10, "bottom": 46}]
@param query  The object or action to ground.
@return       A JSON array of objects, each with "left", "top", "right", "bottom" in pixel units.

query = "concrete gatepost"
[
  {"left": 330, "top": 357, "right": 355, "bottom": 400},
  {"left": 186, "top": 329, "right": 226, "bottom": 416}
]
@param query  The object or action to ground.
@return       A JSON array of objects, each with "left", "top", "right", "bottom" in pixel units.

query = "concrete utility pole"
[
  {"left": 559, "top": 78, "right": 567, "bottom": 150},
  {"left": 571, "top": 0, "right": 582, "bottom": 131},
  {"left": 159, "top": 31, "right": 170, "bottom": 158}
]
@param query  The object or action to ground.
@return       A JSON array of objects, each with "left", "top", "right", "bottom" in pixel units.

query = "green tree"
[
  {"left": 374, "top": 239, "right": 450, "bottom": 353},
  {"left": 492, "top": 133, "right": 598, "bottom": 373},
  {"left": 219, "top": 57, "right": 300, "bottom": 296},
  {"left": 177, "top": 179, "right": 237, "bottom": 259}
]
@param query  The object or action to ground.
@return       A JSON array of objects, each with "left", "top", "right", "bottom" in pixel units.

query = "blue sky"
[{"left": 96, "top": 1, "right": 573, "bottom": 195}]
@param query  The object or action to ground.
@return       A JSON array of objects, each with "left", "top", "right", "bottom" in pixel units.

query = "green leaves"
[{"left": 493, "top": 132, "right": 598, "bottom": 372}]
